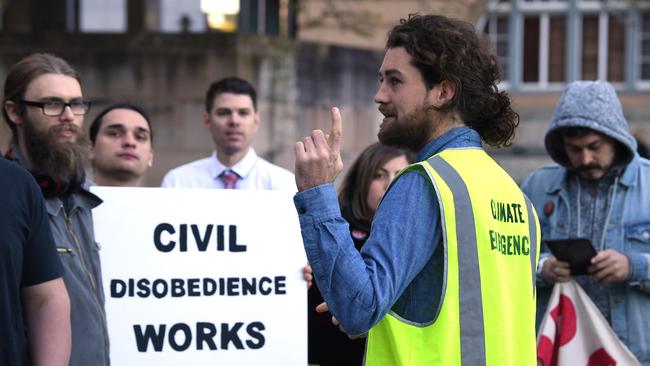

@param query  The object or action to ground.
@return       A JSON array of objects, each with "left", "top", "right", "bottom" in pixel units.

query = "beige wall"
[
  {"left": 1, "top": 0, "right": 647, "bottom": 188},
  {"left": 297, "top": 0, "right": 487, "bottom": 50},
  {"left": 0, "top": 33, "right": 386, "bottom": 187}
]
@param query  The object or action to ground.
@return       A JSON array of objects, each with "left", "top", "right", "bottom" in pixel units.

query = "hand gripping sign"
[{"left": 92, "top": 187, "right": 307, "bottom": 366}]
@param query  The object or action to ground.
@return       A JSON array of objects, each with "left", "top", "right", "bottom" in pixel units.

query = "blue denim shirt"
[
  {"left": 522, "top": 156, "right": 650, "bottom": 365},
  {"left": 294, "top": 127, "right": 482, "bottom": 335}
]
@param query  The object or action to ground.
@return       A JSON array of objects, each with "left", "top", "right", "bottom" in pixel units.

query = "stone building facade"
[{"left": 0, "top": 0, "right": 648, "bottom": 186}]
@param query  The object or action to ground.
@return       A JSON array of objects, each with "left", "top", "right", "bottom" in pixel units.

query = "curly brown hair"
[{"left": 386, "top": 14, "right": 519, "bottom": 147}]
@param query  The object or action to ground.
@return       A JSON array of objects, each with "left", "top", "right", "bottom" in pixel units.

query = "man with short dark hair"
[
  {"left": 522, "top": 80, "right": 650, "bottom": 365},
  {"left": 90, "top": 103, "right": 154, "bottom": 187},
  {"left": 2, "top": 52, "right": 109, "bottom": 366},
  {"left": 161, "top": 77, "right": 295, "bottom": 190},
  {"left": 293, "top": 15, "right": 540, "bottom": 365},
  {"left": 0, "top": 158, "right": 70, "bottom": 366}
]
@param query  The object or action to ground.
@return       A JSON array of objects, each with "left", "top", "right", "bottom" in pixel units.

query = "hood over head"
[{"left": 544, "top": 80, "right": 636, "bottom": 168}]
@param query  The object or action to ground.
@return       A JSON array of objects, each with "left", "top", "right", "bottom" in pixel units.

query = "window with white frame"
[
  {"left": 480, "top": 0, "right": 643, "bottom": 89},
  {"left": 482, "top": 14, "right": 510, "bottom": 82},
  {"left": 522, "top": 13, "right": 567, "bottom": 84},
  {"left": 580, "top": 10, "right": 626, "bottom": 82},
  {"left": 641, "top": 11, "right": 650, "bottom": 81}
]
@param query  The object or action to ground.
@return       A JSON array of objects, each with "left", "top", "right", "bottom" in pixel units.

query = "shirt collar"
[
  {"left": 210, "top": 148, "right": 258, "bottom": 179},
  {"left": 416, "top": 126, "right": 482, "bottom": 161},
  {"left": 44, "top": 188, "right": 102, "bottom": 216}
]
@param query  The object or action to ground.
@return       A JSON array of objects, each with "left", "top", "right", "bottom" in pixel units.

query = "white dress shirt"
[{"left": 161, "top": 148, "right": 296, "bottom": 191}]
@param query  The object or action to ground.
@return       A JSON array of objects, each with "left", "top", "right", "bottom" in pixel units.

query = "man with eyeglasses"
[{"left": 2, "top": 53, "right": 109, "bottom": 366}]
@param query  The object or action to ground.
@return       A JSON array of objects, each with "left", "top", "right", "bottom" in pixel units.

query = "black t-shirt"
[{"left": 0, "top": 159, "right": 63, "bottom": 365}]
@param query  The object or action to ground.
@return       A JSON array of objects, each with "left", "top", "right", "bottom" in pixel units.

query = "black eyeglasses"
[{"left": 20, "top": 100, "right": 92, "bottom": 116}]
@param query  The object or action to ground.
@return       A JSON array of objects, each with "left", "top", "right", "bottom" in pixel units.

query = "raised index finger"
[{"left": 328, "top": 107, "right": 342, "bottom": 153}]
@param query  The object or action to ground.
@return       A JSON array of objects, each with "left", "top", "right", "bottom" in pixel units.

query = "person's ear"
[
  {"left": 253, "top": 111, "right": 260, "bottom": 130},
  {"left": 4, "top": 100, "right": 23, "bottom": 126},
  {"left": 433, "top": 80, "right": 456, "bottom": 108},
  {"left": 147, "top": 151, "right": 154, "bottom": 168},
  {"left": 203, "top": 111, "right": 210, "bottom": 129}
]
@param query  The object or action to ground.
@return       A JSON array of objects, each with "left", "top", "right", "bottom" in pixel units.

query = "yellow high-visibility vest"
[{"left": 365, "top": 148, "right": 540, "bottom": 366}]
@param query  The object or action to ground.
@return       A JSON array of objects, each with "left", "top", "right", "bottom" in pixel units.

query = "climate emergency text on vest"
[
  {"left": 488, "top": 230, "right": 530, "bottom": 256},
  {"left": 490, "top": 199, "right": 526, "bottom": 223},
  {"left": 110, "top": 276, "right": 287, "bottom": 299}
]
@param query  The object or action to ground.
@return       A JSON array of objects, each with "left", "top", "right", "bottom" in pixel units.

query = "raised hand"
[{"left": 294, "top": 107, "right": 344, "bottom": 192}]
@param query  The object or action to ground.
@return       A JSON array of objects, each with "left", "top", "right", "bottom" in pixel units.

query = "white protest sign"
[{"left": 91, "top": 187, "right": 307, "bottom": 366}]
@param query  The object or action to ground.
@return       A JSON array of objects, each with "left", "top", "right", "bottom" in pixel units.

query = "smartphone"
[{"left": 544, "top": 238, "right": 597, "bottom": 275}]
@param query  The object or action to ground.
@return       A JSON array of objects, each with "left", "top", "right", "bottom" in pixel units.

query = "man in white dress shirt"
[{"left": 161, "top": 77, "right": 295, "bottom": 190}]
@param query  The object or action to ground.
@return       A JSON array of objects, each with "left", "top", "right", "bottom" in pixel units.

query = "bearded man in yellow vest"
[{"left": 293, "top": 14, "right": 540, "bottom": 366}]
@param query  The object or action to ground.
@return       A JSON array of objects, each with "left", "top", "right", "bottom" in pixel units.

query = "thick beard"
[
  {"left": 23, "top": 121, "right": 90, "bottom": 183},
  {"left": 378, "top": 103, "right": 437, "bottom": 152}
]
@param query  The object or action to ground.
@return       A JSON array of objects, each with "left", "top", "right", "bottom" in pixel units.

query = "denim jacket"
[
  {"left": 522, "top": 155, "right": 650, "bottom": 365},
  {"left": 11, "top": 147, "right": 110, "bottom": 365},
  {"left": 46, "top": 189, "right": 110, "bottom": 366}
]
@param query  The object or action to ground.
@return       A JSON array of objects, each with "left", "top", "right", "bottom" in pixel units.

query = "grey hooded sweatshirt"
[
  {"left": 537, "top": 80, "right": 636, "bottom": 321},
  {"left": 544, "top": 80, "right": 636, "bottom": 167}
]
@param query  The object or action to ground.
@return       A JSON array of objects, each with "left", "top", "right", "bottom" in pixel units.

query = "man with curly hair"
[{"left": 294, "top": 15, "right": 540, "bottom": 365}]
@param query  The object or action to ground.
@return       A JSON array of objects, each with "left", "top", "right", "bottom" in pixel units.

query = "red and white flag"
[{"left": 537, "top": 279, "right": 640, "bottom": 366}]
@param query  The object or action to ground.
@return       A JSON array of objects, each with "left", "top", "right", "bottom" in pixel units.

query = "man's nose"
[
  {"left": 374, "top": 83, "right": 388, "bottom": 104},
  {"left": 227, "top": 111, "right": 244, "bottom": 125},
  {"left": 122, "top": 133, "right": 137, "bottom": 147},
  {"left": 579, "top": 150, "right": 594, "bottom": 165},
  {"left": 59, "top": 105, "right": 75, "bottom": 121}
]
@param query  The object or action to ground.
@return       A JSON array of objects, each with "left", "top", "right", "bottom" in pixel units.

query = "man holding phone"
[{"left": 522, "top": 81, "right": 650, "bottom": 364}]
